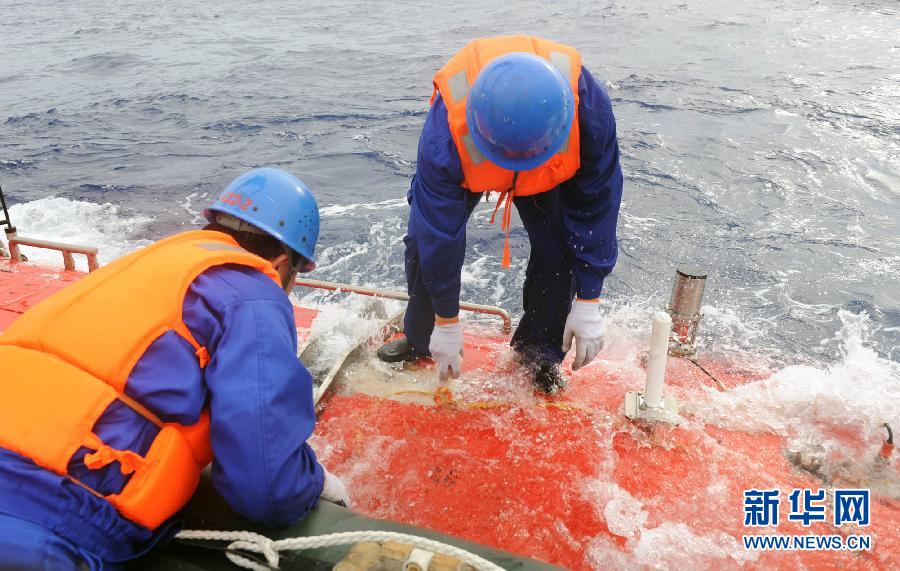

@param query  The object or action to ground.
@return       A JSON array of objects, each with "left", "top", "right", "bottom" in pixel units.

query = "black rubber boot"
[
  {"left": 531, "top": 361, "right": 568, "bottom": 394},
  {"left": 516, "top": 350, "right": 568, "bottom": 394},
  {"left": 376, "top": 336, "right": 427, "bottom": 363}
]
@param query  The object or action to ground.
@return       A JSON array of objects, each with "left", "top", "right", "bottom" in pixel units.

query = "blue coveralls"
[
  {"left": 0, "top": 264, "right": 324, "bottom": 569},
  {"left": 404, "top": 66, "right": 624, "bottom": 363}
]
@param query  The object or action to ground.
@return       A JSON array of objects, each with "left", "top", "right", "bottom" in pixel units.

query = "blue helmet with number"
[
  {"left": 466, "top": 53, "right": 575, "bottom": 172},
  {"left": 204, "top": 167, "right": 319, "bottom": 266}
]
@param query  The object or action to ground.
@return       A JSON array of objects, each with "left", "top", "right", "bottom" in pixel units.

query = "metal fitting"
[{"left": 667, "top": 265, "right": 707, "bottom": 357}]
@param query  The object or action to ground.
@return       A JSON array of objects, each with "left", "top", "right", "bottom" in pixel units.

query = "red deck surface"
[
  {"left": 3, "top": 258, "right": 898, "bottom": 569},
  {"left": 0, "top": 258, "right": 83, "bottom": 332},
  {"left": 316, "top": 339, "right": 900, "bottom": 569}
]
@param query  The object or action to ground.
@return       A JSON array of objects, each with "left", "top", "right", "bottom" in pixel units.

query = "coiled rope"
[{"left": 175, "top": 529, "right": 507, "bottom": 571}]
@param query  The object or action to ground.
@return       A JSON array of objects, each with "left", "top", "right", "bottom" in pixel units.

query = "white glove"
[
  {"left": 429, "top": 322, "right": 463, "bottom": 381},
  {"left": 321, "top": 467, "right": 351, "bottom": 509},
  {"left": 562, "top": 299, "right": 605, "bottom": 371}
]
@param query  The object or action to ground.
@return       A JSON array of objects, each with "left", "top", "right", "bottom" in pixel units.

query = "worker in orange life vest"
[
  {"left": 0, "top": 168, "right": 349, "bottom": 569},
  {"left": 377, "top": 36, "right": 624, "bottom": 392}
]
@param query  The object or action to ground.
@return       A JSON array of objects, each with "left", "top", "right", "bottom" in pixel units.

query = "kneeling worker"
[
  {"left": 0, "top": 168, "right": 349, "bottom": 569},
  {"left": 379, "top": 36, "right": 624, "bottom": 391}
]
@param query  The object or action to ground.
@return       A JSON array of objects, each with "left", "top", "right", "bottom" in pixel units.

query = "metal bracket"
[
  {"left": 668, "top": 310, "right": 702, "bottom": 357},
  {"left": 667, "top": 265, "right": 707, "bottom": 358},
  {"left": 624, "top": 391, "right": 681, "bottom": 424}
]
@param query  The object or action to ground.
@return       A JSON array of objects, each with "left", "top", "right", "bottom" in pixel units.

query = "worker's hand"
[
  {"left": 562, "top": 299, "right": 605, "bottom": 371},
  {"left": 430, "top": 321, "right": 463, "bottom": 381},
  {"left": 321, "top": 467, "right": 351, "bottom": 509}
]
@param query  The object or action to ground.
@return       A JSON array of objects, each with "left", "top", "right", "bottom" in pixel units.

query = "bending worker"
[
  {"left": 378, "top": 35, "right": 624, "bottom": 392},
  {"left": 0, "top": 168, "right": 349, "bottom": 569}
]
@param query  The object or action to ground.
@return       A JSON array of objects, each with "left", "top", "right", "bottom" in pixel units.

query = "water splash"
[
  {"left": 698, "top": 311, "right": 900, "bottom": 436},
  {"left": 6, "top": 197, "right": 152, "bottom": 271}
]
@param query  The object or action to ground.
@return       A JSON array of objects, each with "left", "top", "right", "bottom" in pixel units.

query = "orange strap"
[
  {"left": 488, "top": 173, "right": 519, "bottom": 269},
  {"left": 195, "top": 346, "right": 210, "bottom": 368},
  {"left": 434, "top": 386, "right": 455, "bottom": 407},
  {"left": 83, "top": 432, "right": 148, "bottom": 476}
]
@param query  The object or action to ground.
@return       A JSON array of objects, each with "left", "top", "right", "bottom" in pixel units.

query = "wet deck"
[{"left": 3, "top": 257, "right": 898, "bottom": 569}]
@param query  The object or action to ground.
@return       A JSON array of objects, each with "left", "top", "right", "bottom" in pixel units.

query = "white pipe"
[{"left": 644, "top": 311, "right": 672, "bottom": 408}]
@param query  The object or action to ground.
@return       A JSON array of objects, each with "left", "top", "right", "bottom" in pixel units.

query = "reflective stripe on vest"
[
  {"left": 0, "top": 230, "right": 281, "bottom": 530},
  {"left": 431, "top": 35, "right": 582, "bottom": 197},
  {"left": 446, "top": 69, "right": 470, "bottom": 103},
  {"left": 462, "top": 134, "right": 486, "bottom": 166}
]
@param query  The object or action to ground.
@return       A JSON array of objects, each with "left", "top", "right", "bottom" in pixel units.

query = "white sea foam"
[
  {"left": 688, "top": 311, "right": 900, "bottom": 494},
  {"left": 179, "top": 190, "right": 211, "bottom": 224},
  {"left": 696, "top": 311, "right": 899, "bottom": 432},
  {"left": 5, "top": 197, "right": 152, "bottom": 271},
  {"left": 583, "top": 481, "right": 647, "bottom": 539},
  {"left": 586, "top": 522, "right": 759, "bottom": 569},
  {"left": 319, "top": 198, "right": 407, "bottom": 218}
]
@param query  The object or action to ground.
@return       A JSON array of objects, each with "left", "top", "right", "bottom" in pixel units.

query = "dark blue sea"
[
  {"left": 1, "top": 0, "right": 898, "bottom": 368},
  {"left": 3, "top": 2, "right": 900, "bottom": 566}
]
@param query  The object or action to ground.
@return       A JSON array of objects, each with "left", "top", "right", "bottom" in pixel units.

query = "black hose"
[
  {"left": 687, "top": 356, "right": 727, "bottom": 391},
  {"left": 0, "top": 183, "right": 14, "bottom": 230},
  {"left": 885, "top": 423, "right": 893, "bottom": 445}
]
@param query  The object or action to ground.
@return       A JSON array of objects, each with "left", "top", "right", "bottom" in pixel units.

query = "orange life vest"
[
  {"left": 0, "top": 230, "right": 281, "bottom": 530},
  {"left": 431, "top": 35, "right": 583, "bottom": 266}
]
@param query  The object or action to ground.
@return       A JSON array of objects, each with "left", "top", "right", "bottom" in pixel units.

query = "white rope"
[{"left": 175, "top": 529, "right": 508, "bottom": 571}]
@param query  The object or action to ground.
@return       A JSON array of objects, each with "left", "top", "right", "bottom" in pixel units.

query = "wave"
[{"left": 5, "top": 197, "right": 152, "bottom": 271}]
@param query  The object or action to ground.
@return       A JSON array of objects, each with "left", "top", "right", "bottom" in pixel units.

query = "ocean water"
[
  {"left": 2, "top": 0, "right": 897, "bottom": 366},
  {"left": 2, "top": 0, "right": 899, "bottom": 567}
]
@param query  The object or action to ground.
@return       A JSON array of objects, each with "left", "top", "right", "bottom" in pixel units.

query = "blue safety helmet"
[
  {"left": 466, "top": 53, "right": 575, "bottom": 172},
  {"left": 204, "top": 167, "right": 320, "bottom": 268}
]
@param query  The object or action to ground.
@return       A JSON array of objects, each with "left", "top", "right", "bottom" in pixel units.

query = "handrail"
[
  {"left": 7, "top": 231, "right": 100, "bottom": 272},
  {"left": 295, "top": 278, "right": 512, "bottom": 334}
]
